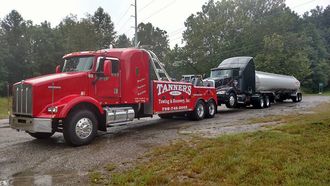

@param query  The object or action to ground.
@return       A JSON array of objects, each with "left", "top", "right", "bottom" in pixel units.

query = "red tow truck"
[{"left": 10, "top": 48, "right": 217, "bottom": 146}]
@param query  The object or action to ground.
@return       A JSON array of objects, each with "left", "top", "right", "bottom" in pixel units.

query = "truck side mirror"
[
  {"left": 56, "top": 65, "right": 61, "bottom": 73},
  {"left": 103, "top": 60, "right": 111, "bottom": 76}
]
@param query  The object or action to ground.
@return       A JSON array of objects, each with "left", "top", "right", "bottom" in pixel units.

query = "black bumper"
[{"left": 217, "top": 94, "right": 229, "bottom": 104}]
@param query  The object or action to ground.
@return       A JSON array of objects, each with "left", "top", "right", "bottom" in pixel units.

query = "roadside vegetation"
[
  {"left": 90, "top": 103, "right": 330, "bottom": 185},
  {"left": 0, "top": 97, "right": 10, "bottom": 119},
  {"left": 1, "top": 1, "right": 330, "bottom": 96}
]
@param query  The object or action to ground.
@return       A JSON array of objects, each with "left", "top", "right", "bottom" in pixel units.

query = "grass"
[
  {"left": 89, "top": 171, "right": 105, "bottom": 184},
  {"left": 302, "top": 90, "right": 330, "bottom": 96},
  {"left": 320, "top": 91, "right": 330, "bottom": 96},
  {"left": 0, "top": 97, "right": 11, "bottom": 119},
  {"left": 93, "top": 103, "right": 330, "bottom": 185}
]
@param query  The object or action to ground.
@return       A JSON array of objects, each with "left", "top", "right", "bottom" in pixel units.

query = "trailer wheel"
[
  {"left": 28, "top": 132, "right": 55, "bottom": 139},
  {"left": 189, "top": 100, "right": 205, "bottom": 121},
  {"left": 205, "top": 100, "right": 216, "bottom": 118},
  {"left": 297, "top": 93, "right": 302, "bottom": 102},
  {"left": 63, "top": 109, "right": 98, "bottom": 146},
  {"left": 226, "top": 93, "right": 237, "bottom": 108},
  {"left": 253, "top": 96, "right": 265, "bottom": 109},
  {"left": 264, "top": 96, "right": 270, "bottom": 108}
]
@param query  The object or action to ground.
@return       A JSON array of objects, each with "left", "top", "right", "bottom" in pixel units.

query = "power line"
[
  {"left": 168, "top": 26, "right": 185, "bottom": 35},
  {"left": 117, "top": 6, "right": 131, "bottom": 25},
  {"left": 117, "top": 17, "right": 132, "bottom": 32},
  {"left": 138, "top": 0, "right": 157, "bottom": 11},
  {"left": 140, "top": 0, "right": 177, "bottom": 23}
]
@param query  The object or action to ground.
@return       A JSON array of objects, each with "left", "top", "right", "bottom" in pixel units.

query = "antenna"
[{"left": 136, "top": 41, "right": 141, "bottom": 48}]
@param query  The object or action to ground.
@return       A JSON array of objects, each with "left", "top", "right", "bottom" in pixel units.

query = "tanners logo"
[{"left": 156, "top": 83, "right": 192, "bottom": 96}]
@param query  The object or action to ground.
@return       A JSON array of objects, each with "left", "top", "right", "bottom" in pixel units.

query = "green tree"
[
  {"left": 115, "top": 34, "right": 131, "bottom": 48},
  {"left": 255, "top": 33, "right": 311, "bottom": 81},
  {"left": 302, "top": 6, "right": 330, "bottom": 91},
  {"left": 30, "top": 21, "right": 63, "bottom": 76},
  {"left": 1, "top": 10, "right": 32, "bottom": 85},
  {"left": 91, "top": 7, "right": 116, "bottom": 49},
  {"left": 137, "top": 22, "right": 169, "bottom": 60},
  {"left": 57, "top": 15, "right": 98, "bottom": 52}
]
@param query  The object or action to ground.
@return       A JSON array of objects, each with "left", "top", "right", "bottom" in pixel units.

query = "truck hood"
[
  {"left": 22, "top": 72, "right": 86, "bottom": 86},
  {"left": 19, "top": 72, "right": 90, "bottom": 117},
  {"left": 205, "top": 77, "right": 232, "bottom": 89}
]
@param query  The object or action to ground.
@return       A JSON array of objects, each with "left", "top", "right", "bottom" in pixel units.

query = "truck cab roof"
[
  {"left": 212, "top": 56, "right": 253, "bottom": 70},
  {"left": 62, "top": 48, "right": 144, "bottom": 59}
]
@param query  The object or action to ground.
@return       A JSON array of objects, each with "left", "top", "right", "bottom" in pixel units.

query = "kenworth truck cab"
[{"left": 10, "top": 48, "right": 217, "bottom": 146}]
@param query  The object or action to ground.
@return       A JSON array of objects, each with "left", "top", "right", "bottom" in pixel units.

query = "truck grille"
[{"left": 13, "top": 82, "right": 33, "bottom": 116}]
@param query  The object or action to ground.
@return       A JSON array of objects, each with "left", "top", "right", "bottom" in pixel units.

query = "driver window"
[
  {"left": 233, "top": 69, "right": 239, "bottom": 79},
  {"left": 111, "top": 60, "right": 119, "bottom": 76},
  {"left": 97, "top": 58, "right": 105, "bottom": 73}
]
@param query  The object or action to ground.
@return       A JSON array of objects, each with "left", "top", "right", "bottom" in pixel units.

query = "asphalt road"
[{"left": 0, "top": 95, "right": 329, "bottom": 186}]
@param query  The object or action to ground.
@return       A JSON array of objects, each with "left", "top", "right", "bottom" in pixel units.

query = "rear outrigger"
[{"left": 10, "top": 48, "right": 217, "bottom": 146}]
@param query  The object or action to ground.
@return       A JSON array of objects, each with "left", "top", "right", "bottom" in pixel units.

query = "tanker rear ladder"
[{"left": 146, "top": 50, "right": 172, "bottom": 81}]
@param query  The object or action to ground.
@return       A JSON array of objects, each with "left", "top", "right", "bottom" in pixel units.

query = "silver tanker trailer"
[{"left": 204, "top": 56, "right": 302, "bottom": 109}]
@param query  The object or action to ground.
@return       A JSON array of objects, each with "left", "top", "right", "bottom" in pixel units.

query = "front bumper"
[
  {"left": 217, "top": 94, "right": 228, "bottom": 104},
  {"left": 10, "top": 115, "right": 52, "bottom": 133}
]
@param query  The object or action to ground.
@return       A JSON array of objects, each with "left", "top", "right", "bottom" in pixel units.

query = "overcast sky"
[{"left": 1, "top": 0, "right": 329, "bottom": 48}]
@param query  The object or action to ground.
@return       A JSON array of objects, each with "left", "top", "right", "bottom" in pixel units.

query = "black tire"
[
  {"left": 63, "top": 109, "right": 98, "bottom": 146},
  {"left": 292, "top": 96, "right": 298, "bottom": 102},
  {"left": 188, "top": 100, "right": 206, "bottom": 121},
  {"left": 28, "top": 132, "right": 55, "bottom": 139},
  {"left": 264, "top": 96, "right": 270, "bottom": 108},
  {"left": 158, "top": 113, "right": 173, "bottom": 119},
  {"left": 205, "top": 100, "right": 216, "bottom": 118},
  {"left": 225, "top": 92, "right": 237, "bottom": 108},
  {"left": 297, "top": 93, "right": 302, "bottom": 102},
  {"left": 253, "top": 96, "right": 265, "bottom": 109}
]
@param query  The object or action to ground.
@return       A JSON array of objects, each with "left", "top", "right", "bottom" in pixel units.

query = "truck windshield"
[
  {"left": 62, "top": 56, "right": 94, "bottom": 72},
  {"left": 210, "top": 69, "right": 233, "bottom": 78}
]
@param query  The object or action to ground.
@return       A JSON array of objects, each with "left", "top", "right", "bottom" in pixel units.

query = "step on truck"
[
  {"left": 204, "top": 56, "right": 302, "bottom": 109},
  {"left": 9, "top": 48, "right": 217, "bottom": 146}
]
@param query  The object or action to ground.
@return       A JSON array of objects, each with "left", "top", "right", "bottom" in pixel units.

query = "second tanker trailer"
[{"left": 204, "top": 56, "right": 302, "bottom": 109}]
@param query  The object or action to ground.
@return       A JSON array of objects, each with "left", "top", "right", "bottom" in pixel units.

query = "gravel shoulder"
[{"left": 0, "top": 95, "right": 329, "bottom": 185}]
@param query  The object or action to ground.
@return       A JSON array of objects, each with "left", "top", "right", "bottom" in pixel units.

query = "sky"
[{"left": 0, "top": 0, "right": 329, "bottom": 48}]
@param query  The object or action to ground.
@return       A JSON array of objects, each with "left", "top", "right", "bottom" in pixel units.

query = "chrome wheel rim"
[
  {"left": 75, "top": 118, "right": 93, "bottom": 139},
  {"left": 260, "top": 98, "right": 264, "bottom": 108},
  {"left": 208, "top": 102, "right": 215, "bottom": 116},
  {"left": 229, "top": 96, "right": 235, "bottom": 107},
  {"left": 197, "top": 103, "right": 204, "bottom": 118},
  {"left": 266, "top": 97, "right": 270, "bottom": 107}
]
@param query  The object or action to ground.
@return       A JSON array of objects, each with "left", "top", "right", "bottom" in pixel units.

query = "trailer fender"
[{"left": 58, "top": 96, "right": 104, "bottom": 118}]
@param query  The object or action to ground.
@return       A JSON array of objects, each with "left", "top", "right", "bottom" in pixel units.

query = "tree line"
[{"left": 0, "top": 0, "right": 329, "bottom": 96}]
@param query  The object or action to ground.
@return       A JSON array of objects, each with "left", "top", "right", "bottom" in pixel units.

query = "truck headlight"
[
  {"left": 47, "top": 106, "right": 58, "bottom": 113},
  {"left": 217, "top": 90, "right": 226, "bottom": 95}
]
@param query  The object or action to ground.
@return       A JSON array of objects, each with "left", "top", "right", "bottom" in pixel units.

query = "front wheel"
[
  {"left": 63, "top": 109, "right": 98, "bottom": 146},
  {"left": 205, "top": 100, "right": 216, "bottom": 118},
  {"left": 28, "top": 132, "right": 55, "bottom": 139},
  {"left": 189, "top": 100, "right": 205, "bottom": 121},
  {"left": 225, "top": 93, "right": 237, "bottom": 108}
]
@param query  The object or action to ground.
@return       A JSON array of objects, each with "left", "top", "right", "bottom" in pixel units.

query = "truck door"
[{"left": 94, "top": 58, "right": 120, "bottom": 100}]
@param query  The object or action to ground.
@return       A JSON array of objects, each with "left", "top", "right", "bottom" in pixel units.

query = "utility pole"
[{"left": 133, "top": 0, "right": 138, "bottom": 46}]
